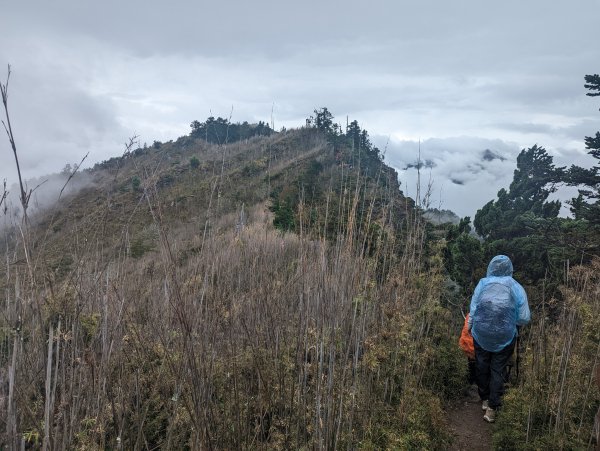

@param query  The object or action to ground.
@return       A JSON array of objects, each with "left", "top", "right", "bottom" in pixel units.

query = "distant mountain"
[{"left": 424, "top": 208, "right": 461, "bottom": 225}]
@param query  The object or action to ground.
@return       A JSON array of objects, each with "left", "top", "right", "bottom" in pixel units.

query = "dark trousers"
[
  {"left": 474, "top": 337, "right": 516, "bottom": 409},
  {"left": 467, "top": 358, "right": 477, "bottom": 385}
]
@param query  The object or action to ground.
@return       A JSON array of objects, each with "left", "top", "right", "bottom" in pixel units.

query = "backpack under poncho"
[{"left": 468, "top": 255, "right": 530, "bottom": 353}]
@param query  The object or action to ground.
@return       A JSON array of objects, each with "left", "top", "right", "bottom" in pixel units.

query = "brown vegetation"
[{"left": 0, "top": 119, "right": 467, "bottom": 449}]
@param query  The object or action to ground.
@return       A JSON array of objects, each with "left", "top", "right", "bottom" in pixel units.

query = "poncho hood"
[{"left": 486, "top": 255, "right": 513, "bottom": 277}]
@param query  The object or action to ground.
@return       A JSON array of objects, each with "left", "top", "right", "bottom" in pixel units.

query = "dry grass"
[
  {"left": 0, "top": 207, "right": 423, "bottom": 448},
  {"left": 0, "top": 125, "right": 464, "bottom": 449}
]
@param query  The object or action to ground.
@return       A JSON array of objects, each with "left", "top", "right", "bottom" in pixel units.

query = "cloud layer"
[
  {"left": 379, "top": 135, "right": 593, "bottom": 218},
  {"left": 1, "top": 0, "right": 598, "bottom": 217}
]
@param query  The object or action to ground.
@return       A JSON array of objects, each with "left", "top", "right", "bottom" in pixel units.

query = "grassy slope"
[
  {"left": 11, "top": 127, "right": 407, "bottom": 282},
  {"left": 1, "top": 128, "right": 469, "bottom": 450}
]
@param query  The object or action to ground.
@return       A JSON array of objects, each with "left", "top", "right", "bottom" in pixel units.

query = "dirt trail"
[{"left": 446, "top": 387, "right": 493, "bottom": 451}]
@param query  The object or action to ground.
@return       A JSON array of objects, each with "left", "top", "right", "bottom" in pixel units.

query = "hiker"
[{"left": 468, "top": 255, "right": 530, "bottom": 423}]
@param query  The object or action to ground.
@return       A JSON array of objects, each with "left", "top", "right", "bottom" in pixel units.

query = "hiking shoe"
[
  {"left": 484, "top": 407, "right": 496, "bottom": 423},
  {"left": 481, "top": 400, "right": 489, "bottom": 411}
]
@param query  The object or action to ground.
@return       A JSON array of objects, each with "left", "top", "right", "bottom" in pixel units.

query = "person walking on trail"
[{"left": 468, "top": 255, "right": 530, "bottom": 423}]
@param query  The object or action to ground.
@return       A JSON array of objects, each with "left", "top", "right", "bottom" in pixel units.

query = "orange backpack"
[{"left": 459, "top": 313, "right": 475, "bottom": 360}]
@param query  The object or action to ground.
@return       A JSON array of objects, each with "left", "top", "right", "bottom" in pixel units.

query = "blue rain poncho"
[{"left": 467, "top": 255, "right": 530, "bottom": 353}]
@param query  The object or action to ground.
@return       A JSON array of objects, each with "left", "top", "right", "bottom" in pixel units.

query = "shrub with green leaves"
[{"left": 132, "top": 176, "right": 141, "bottom": 192}]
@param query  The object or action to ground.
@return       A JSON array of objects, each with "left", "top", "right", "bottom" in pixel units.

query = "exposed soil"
[{"left": 446, "top": 386, "right": 493, "bottom": 451}]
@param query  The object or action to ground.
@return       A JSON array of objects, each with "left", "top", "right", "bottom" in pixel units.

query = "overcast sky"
[{"left": 1, "top": 0, "right": 599, "bottom": 217}]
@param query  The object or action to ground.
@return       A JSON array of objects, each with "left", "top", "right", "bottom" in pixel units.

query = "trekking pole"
[{"left": 515, "top": 327, "right": 521, "bottom": 382}]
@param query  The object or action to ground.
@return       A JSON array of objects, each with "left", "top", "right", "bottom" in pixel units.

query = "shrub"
[
  {"left": 132, "top": 176, "right": 141, "bottom": 192},
  {"left": 493, "top": 260, "right": 600, "bottom": 449}
]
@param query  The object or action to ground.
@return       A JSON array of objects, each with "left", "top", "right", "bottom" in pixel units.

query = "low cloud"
[
  {"left": 1, "top": 170, "right": 95, "bottom": 228},
  {"left": 378, "top": 135, "right": 593, "bottom": 218},
  {"left": 377, "top": 136, "right": 521, "bottom": 217}
]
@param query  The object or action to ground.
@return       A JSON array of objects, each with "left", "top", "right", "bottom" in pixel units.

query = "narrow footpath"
[{"left": 446, "top": 388, "right": 493, "bottom": 451}]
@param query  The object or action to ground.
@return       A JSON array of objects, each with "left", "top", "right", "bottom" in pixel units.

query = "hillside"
[
  {"left": 7, "top": 126, "right": 407, "bottom": 275},
  {"left": 3, "top": 125, "right": 468, "bottom": 450}
]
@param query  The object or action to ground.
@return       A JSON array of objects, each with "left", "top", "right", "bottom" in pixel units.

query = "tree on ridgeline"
[
  {"left": 346, "top": 119, "right": 361, "bottom": 150},
  {"left": 584, "top": 73, "right": 600, "bottom": 97},
  {"left": 312, "top": 107, "right": 334, "bottom": 133},
  {"left": 306, "top": 108, "right": 382, "bottom": 160},
  {"left": 470, "top": 143, "right": 600, "bottom": 284},
  {"left": 567, "top": 74, "right": 600, "bottom": 224},
  {"left": 462, "top": 77, "right": 600, "bottom": 285},
  {"left": 472, "top": 146, "right": 564, "bottom": 282},
  {"left": 474, "top": 145, "right": 564, "bottom": 242},
  {"left": 269, "top": 108, "right": 395, "bottom": 244},
  {"left": 190, "top": 116, "right": 273, "bottom": 145}
]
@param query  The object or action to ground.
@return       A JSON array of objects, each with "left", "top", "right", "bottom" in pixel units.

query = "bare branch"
[
  {"left": 29, "top": 179, "right": 47, "bottom": 196},
  {"left": 1, "top": 64, "right": 29, "bottom": 221},
  {"left": 124, "top": 134, "right": 139, "bottom": 155},
  {"left": 0, "top": 179, "right": 8, "bottom": 213},
  {"left": 110, "top": 134, "right": 139, "bottom": 183},
  {"left": 59, "top": 152, "right": 89, "bottom": 199}
]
